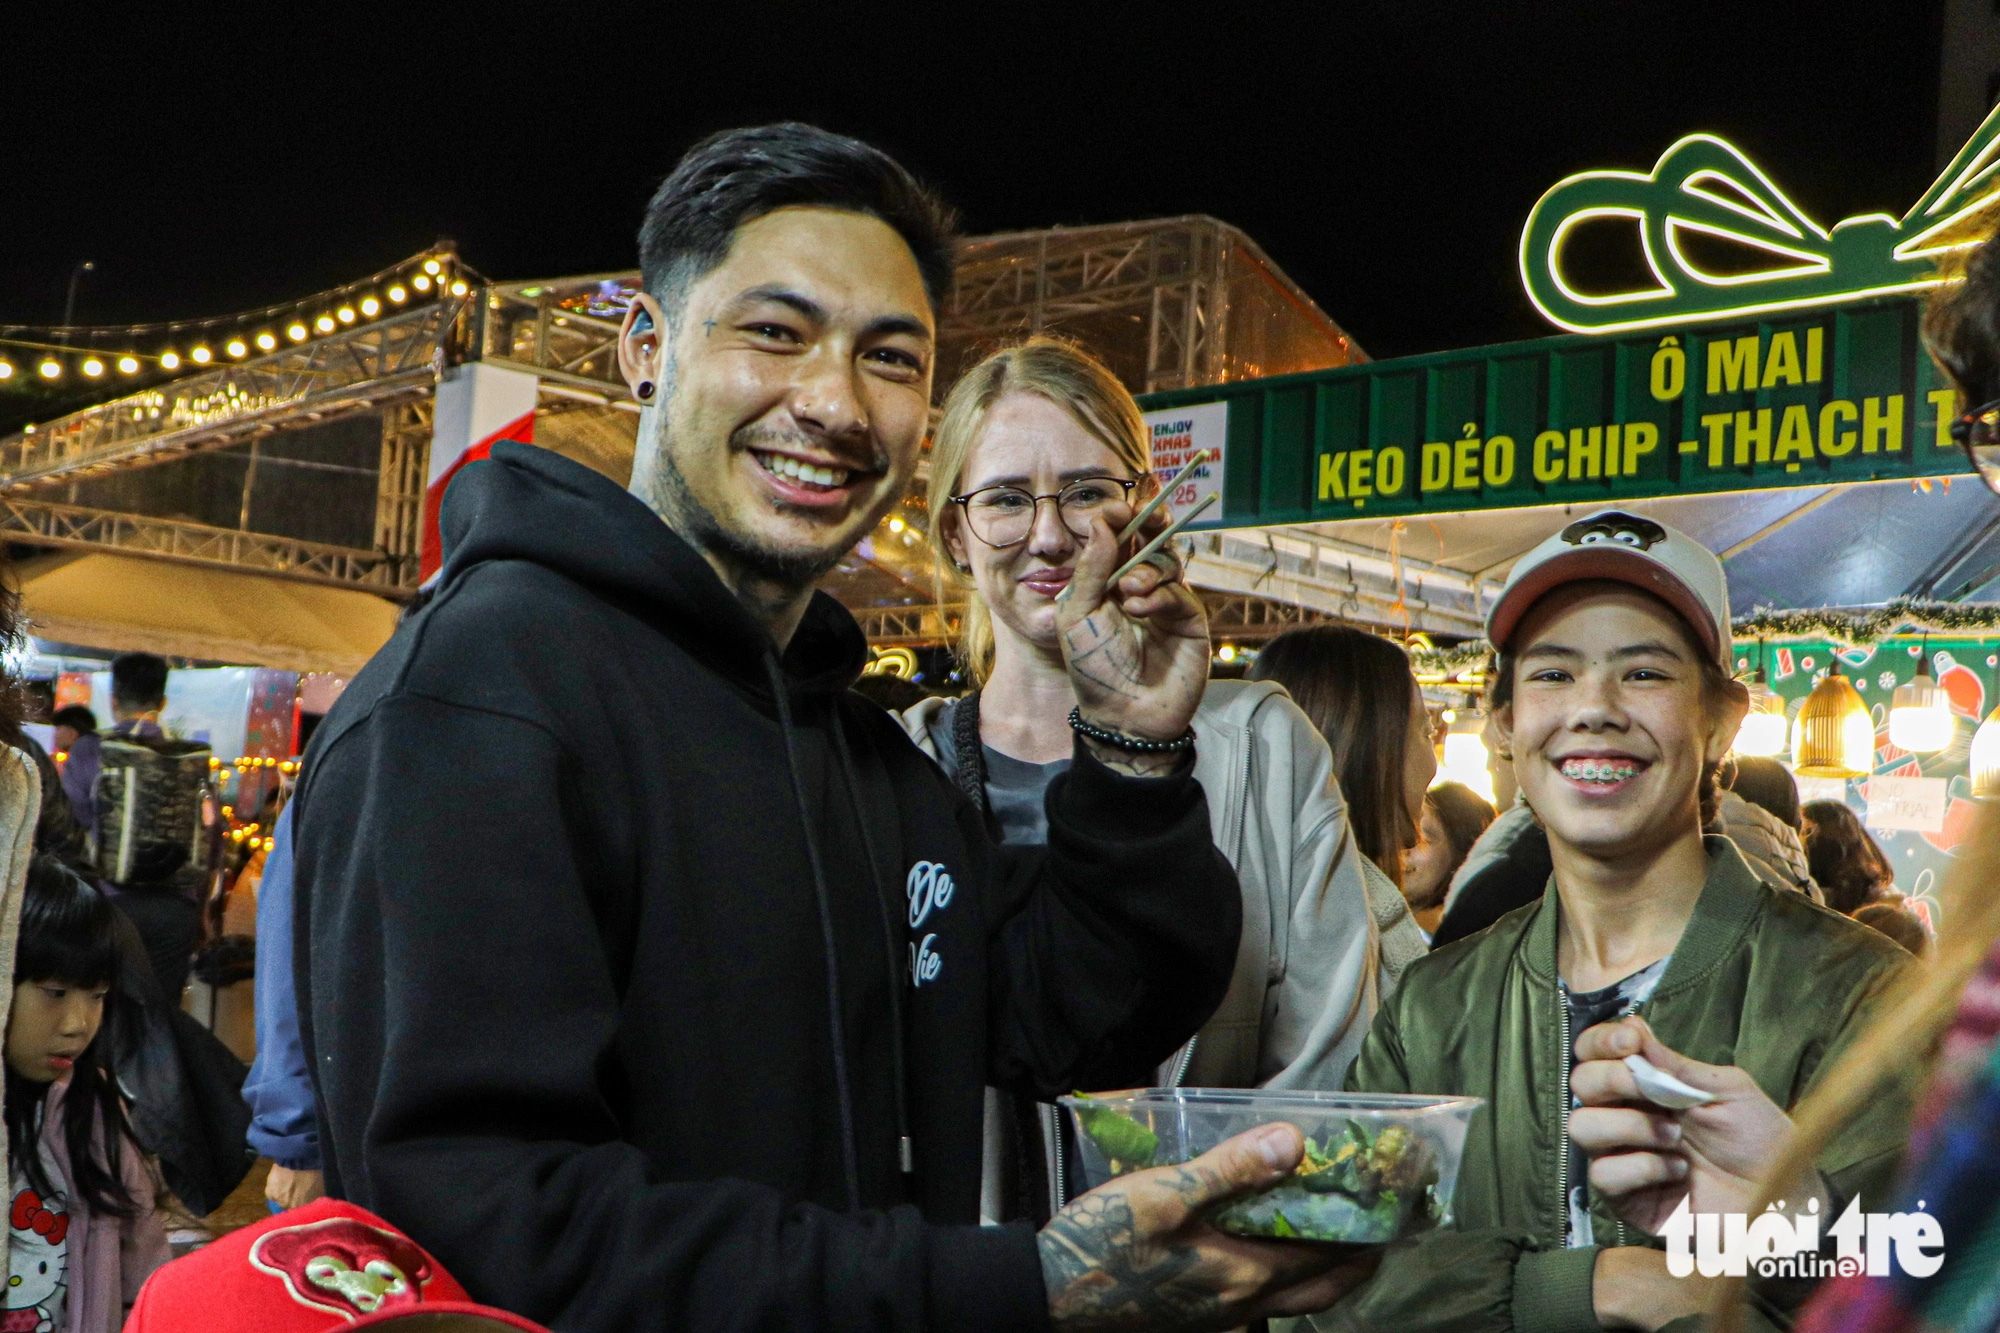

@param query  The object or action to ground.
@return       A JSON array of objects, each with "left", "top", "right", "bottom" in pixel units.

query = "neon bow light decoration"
[{"left": 1520, "top": 101, "right": 2000, "bottom": 334}]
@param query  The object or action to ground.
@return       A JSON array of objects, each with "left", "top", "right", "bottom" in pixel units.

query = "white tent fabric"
[
  {"left": 16, "top": 552, "right": 400, "bottom": 675},
  {"left": 1226, "top": 476, "right": 2000, "bottom": 636}
]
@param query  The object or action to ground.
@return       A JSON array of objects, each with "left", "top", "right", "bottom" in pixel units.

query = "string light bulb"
[
  {"left": 413, "top": 275, "right": 432, "bottom": 292},
  {"left": 388, "top": 285, "right": 407, "bottom": 302},
  {"left": 315, "top": 315, "right": 336, "bottom": 333},
  {"left": 37, "top": 360, "right": 60, "bottom": 379},
  {"left": 159, "top": 351, "right": 180, "bottom": 370},
  {"left": 81, "top": 358, "right": 104, "bottom": 377},
  {"left": 1792, "top": 661, "right": 1874, "bottom": 778},
  {"left": 449, "top": 279, "right": 468, "bottom": 296},
  {"left": 360, "top": 297, "right": 380, "bottom": 317},
  {"left": 288, "top": 323, "right": 308, "bottom": 341},
  {"left": 225, "top": 339, "right": 247, "bottom": 358},
  {"left": 337, "top": 307, "right": 356, "bottom": 324},
  {"left": 0, "top": 361, "right": 12, "bottom": 380},
  {"left": 117, "top": 356, "right": 139, "bottom": 374},
  {"left": 422, "top": 259, "right": 441, "bottom": 275},
  {"left": 191, "top": 346, "right": 212, "bottom": 364},
  {"left": 1888, "top": 643, "right": 1954, "bottom": 754},
  {"left": 255, "top": 332, "right": 277, "bottom": 352}
]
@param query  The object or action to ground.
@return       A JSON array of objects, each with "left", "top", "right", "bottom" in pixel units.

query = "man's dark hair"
[
  {"left": 110, "top": 652, "right": 168, "bottom": 711},
  {"left": 51, "top": 704, "right": 96, "bottom": 735},
  {"left": 638, "top": 123, "right": 958, "bottom": 320}
]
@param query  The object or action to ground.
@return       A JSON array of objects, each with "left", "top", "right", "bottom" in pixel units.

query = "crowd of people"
[{"left": 0, "top": 119, "right": 1988, "bottom": 1332}]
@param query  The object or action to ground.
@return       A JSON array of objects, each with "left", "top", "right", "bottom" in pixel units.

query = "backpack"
[{"left": 92, "top": 736, "right": 214, "bottom": 890}]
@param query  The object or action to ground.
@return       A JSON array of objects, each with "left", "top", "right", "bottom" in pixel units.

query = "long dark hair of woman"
[
  {"left": 1801, "top": 799, "right": 1895, "bottom": 915},
  {"left": 6, "top": 857, "right": 141, "bottom": 1217},
  {"left": 1249, "top": 624, "right": 1420, "bottom": 884}
]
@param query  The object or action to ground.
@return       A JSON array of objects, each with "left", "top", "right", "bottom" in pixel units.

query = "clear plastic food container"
[{"left": 1058, "top": 1089, "right": 1483, "bottom": 1246}]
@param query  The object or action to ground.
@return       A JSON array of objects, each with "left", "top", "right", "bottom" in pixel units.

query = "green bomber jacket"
[{"left": 1322, "top": 837, "right": 1912, "bottom": 1333}]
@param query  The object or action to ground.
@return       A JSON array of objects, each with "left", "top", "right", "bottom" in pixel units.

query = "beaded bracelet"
[{"left": 1067, "top": 707, "right": 1196, "bottom": 754}]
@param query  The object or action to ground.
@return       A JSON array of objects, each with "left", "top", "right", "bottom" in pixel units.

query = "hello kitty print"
[{"left": 3, "top": 1183, "right": 68, "bottom": 1333}]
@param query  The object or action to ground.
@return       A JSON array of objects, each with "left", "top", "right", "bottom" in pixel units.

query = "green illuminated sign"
[
  {"left": 1518, "top": 104, "right": 2000, "bottom": 333},
  {"left": 1136, "top": 296, "right": 1966, "bottom": 529}
]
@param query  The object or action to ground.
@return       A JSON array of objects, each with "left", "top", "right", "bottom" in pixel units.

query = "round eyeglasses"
[
  {"left": 950, "top": 476, "right": 1139, "bottom": 548},
  {"left": 1949, "top": 394, "right": 2000, "bottom": 497}
]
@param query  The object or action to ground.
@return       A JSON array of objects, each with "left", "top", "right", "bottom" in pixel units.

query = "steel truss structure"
[
  {"left": 0, "top": 494, "right": 399, "bottom": 590},
  {"left": 0, "top": 299, "right": 468, "bottom": 489},
  {"left": 943, "top": 215, "right": 1355, "bottom": 392},
  {"left": 0, "top": 221, "right": 1361, "bottom": 637}
]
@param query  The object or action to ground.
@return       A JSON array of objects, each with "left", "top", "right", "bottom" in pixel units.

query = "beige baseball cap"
[{"left": 1486, "top": 510, "right": 1732, "bottom": 667}]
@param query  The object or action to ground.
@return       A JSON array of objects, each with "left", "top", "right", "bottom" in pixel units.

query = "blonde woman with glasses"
[{"left": 899, "top": 337, "right": 1405, "bottom": 1224}]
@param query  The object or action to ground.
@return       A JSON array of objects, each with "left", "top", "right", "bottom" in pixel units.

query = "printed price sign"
[
  {"left": 1864, "top": 776, "right": 1948, "bottom": 833},
  {"left": 1142, "top": 402, "right": 1228, "bottom": 527}
]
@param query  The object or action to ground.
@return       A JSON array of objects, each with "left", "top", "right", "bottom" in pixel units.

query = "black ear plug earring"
[{"left": 632, "top": 305, "right": 657, "bottom": 401}]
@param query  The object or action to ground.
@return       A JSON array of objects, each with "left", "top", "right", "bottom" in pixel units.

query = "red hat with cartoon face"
[{"left": 125, "top": 1199, "right": 550, "bottom": 1333}]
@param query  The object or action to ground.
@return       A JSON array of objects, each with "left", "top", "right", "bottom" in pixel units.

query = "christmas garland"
[
  {"left": 1407, "top": 641, "right": 1494, "bottom": 675},
  {"left": 1399, "top": 600, "right": 2000, "bottom": 676},
  {"left": 1728, "top": 600, "right": 2000, "bottom": 648}
]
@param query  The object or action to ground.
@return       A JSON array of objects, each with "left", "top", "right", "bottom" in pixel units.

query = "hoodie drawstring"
[
  {"left": 764, "top": 653, "right": 862, "bottom": 1211},
  {"left": 828, "top": 719, "right": 915, "bottom": 1178}
]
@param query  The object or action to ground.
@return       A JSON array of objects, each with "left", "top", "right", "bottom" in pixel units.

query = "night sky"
[{"left": 2, "top": 3, "right": 1947, "bottom": 378}]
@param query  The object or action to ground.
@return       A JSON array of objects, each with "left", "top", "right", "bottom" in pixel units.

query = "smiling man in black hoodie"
[{"left": 292, "top": 124, "right": 1367, "bottom": 1333}]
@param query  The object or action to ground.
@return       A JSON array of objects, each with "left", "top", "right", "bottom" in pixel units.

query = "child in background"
[{"left": 5, "top": 857, "right": 168, "bottom": 1332}]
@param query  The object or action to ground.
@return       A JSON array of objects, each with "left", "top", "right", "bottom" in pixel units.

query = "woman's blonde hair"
[{"left": 927, "top": 336, "right": 1152, "bottom": 685}]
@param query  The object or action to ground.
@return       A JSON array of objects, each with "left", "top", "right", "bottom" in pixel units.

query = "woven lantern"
[{"left": 1792, "top": 662, "right": 1874, "bottom": 778}]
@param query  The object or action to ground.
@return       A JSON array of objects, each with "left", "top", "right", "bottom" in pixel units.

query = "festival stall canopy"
[{"left": 16, "top": 551, "right": 398, "bottom": 674}]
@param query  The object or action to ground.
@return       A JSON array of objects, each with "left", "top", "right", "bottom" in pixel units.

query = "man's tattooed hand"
[
  {"left": 1037, "top": 1124, "right": 1379, "bottom": 1333},
  {"left": 1039, "top": 1185, "right": 1214, "bottom": 1331}
]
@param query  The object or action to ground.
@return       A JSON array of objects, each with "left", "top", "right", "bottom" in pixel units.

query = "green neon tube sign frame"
[{"left": 1520, "top": 101, "right": 2000, "bottom": 334}]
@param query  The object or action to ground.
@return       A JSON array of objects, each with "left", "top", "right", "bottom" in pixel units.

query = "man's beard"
[{"left": 637, "top": 411, "right": 875, "bottom": 592}]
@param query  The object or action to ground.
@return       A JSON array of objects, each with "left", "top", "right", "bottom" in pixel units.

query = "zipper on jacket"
[
  {"left": 1612, "top": 995, "right": 1646, "bottom": 1251},
  {"left": 1232, "top": 725, "right": 1252, "bottom": 865},
  {"left": 1556, "top": 992, "right": 1572, "bottom": 1246},
  {"left": 1041, "top": 1102, "right": 1068, "bottom": 1214},
  {"left": 1169, "top": 1036, "right": 1199, "bottom": 1087}
]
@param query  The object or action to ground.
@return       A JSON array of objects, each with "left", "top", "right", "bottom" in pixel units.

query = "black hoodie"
[{"left": 292, "top": 442, "right": 1242, "bottom": 1333}]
